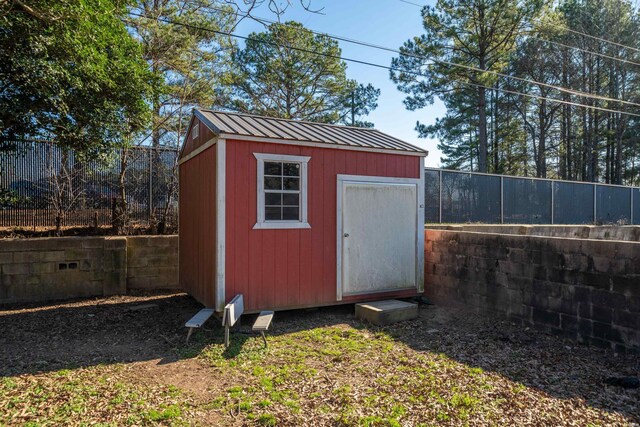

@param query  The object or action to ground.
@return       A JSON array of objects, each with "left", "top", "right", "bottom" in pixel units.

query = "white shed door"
[{"left": 338, "top": 177, "right": 418, "bottom": 298}]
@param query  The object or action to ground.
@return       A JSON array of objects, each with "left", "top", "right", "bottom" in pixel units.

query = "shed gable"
[{"left": 180, "top": 115, "right": 217, "bottom": 160}]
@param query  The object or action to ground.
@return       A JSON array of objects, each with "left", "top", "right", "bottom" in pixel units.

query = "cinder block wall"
[
  {"left": 0, "top": 236, "right": 178, "bottom": 305},
  {"left": 428, "top": 225, "right": 640, "bottom": 242},
  {"left": 425, "top": 229, "right": 640, "bottom": 352},
  {"left": 126, "top": 236, "right": 178, "bottom": 290}
]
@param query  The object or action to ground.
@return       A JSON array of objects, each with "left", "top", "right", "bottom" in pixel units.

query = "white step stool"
[
  {"left": 252, "top": 311, "right": 274, "bottom": 347},
  {"left": 185, "top": 308, "right": 215, "bottom": 342}
]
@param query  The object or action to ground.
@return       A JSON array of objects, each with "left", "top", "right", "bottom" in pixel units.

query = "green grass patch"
[
  {"left": 184, "top": 323, "right": 506, "bottom": 425},
  {"left": 0, "top": 366, "right": 189, "bottom": 426}
]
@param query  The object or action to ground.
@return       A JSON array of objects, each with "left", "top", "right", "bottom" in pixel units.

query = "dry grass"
[
  {"left": 0, "top": 365, "right": 189, "bottom": 426},
  {"left": 1, "top": 294, "right": 638, "bottom": 426}
]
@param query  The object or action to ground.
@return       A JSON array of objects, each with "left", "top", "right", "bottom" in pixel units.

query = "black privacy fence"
[
  {"left": 0, "top": 141, "right": 179, "bottom": 229},
  {"left": 425, "top": 168, "right": 640, "bottom": 225}
]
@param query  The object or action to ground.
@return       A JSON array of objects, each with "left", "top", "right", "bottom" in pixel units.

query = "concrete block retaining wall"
[
  {"left": 0, "top": 235, "right": 178, "bottom": 305},
  {"left": 428, "top": 224, "right": 640, "bottom": 241},
  {"left": 425, "top": 229, "right": 640, "bottom": 352},
  {"left": 126, "top": 236, "right": 179, "bottom": 290}
]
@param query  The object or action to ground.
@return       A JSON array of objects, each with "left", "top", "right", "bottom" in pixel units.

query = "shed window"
[
  {"left": 192, "top": 123, "right": 199, "bottom": 139},
  {"left": 254, "top": 153, "right": 310, "bottom": 229}
]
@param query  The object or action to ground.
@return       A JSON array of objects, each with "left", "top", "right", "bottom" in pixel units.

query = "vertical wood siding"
[
  {"left": 179, "top": 145, "right": 217, "bottom": 307},
  {"left": 225, "top": 139, "right": 421, "bottom": 312},
  {"left": 181, "top": 117, "right": 216, "bottom": 159}
]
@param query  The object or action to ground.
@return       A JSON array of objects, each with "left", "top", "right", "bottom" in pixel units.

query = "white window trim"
[
  {"left": 253, "top": 153, "right": 310, "bottom": 230},
  {"left": 192, "top": 122, "right": 199, "bottom": 139}
]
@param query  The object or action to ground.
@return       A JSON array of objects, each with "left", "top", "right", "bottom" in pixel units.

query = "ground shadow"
[
  {"left": 194, "top": 301, "right": 640, "bottom": 422},
  {"left": 2, "top": 293, "right": 638, "bottom": 421},
  {"left": 0, "top": 293, "right": 203, "bottom": 376}
]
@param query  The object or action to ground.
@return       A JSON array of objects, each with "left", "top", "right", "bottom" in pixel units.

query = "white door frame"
[{"left": 336, "top": 174, "right": 425, "bottom": 301}]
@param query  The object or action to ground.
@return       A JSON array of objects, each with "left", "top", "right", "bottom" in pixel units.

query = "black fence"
[
  {"left": 425, "top": 168, "right": 640, "bottom": 225},
  {"left": 4, "top": 143, "right": 639, "bottom": 230},
  {"left": 0, "top": 141, "right": 179, "bottom": 229}
]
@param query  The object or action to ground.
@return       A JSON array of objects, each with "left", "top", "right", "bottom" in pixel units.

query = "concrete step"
[{"left": 355, "top": 299, "right": 418, "bottom": 326}]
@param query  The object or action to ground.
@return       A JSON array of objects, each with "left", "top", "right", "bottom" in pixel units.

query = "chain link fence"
[
  {"left": 0, "top": 141, "right": 179, "bottom": 231},
  {"left": 425, "top": 168, "right": 640, "bottom": 225},
  {"left": 4, "top": 144, "right": 639, "bottom": 230}
]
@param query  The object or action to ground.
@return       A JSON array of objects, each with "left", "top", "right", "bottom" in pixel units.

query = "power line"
[
  {"left": 128, "top": 12, "right": 640, "bottom": 118},
  {"left": 534, "top": 20, "right": 640, "bottom": 55},
  {"left": 395, "top": 0, "right": 640, "bottom": 64},
  {"left": 170, "top": 3, "right": 640, "bottom": 108},
  {"left": 134, "top": 106, "right": 182, "bottom": 147},
  {"left": 396, "top": 0, "right": 426, "bottom": 6},
  {"left": 529, "top": 35, "right": 640, "bottom": 68}
]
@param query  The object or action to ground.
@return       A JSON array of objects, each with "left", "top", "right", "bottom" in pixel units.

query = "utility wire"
[
  {"left": 134, "top": 106, "right": 182, "bottom": 147},
  {"left": 397, "top": 0, "right": 426, "bottom": 6},
  {"left": 168, "top": 3, "right": 640, "bottom": 108},
  {"left": 395, "top": 0, "right": 640, "bottom": 58},
  {"left": 529, "top": 35, "right": 640, "bottom": 67},
  {"left": 128, "top": 12, "right": 640, "bottom": 117},
  {"left": 534, "top": 20, "right": 640, "bottom": 54}
]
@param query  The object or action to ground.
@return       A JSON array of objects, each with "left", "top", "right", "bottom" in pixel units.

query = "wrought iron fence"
[
  {"left": 0, "top": 141, "right": 179, "bottom": 229},
  {"left": 425, "top": 168, "right": 640, "bottom": 225}
]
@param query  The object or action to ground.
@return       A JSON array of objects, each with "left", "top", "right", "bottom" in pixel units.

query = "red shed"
[{"left": 179, "top": 109, "right": 427, "bottom": 313}]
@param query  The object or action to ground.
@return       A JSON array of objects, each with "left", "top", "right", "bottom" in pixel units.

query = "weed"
[
  {"left": 238, "top": 401, "right": 252, "bottom": 412},
  {"left": 144, "top": 404, "right": 182, "bottom": 422},
  {"left": 468, "top": 367, "right": 484, "bottom": 376},
  {"left": 258, "top": 399, "right": 272, "bottom": 408},
  {"left": 257, "top": 413, "right": 277, "bottom": 426}
]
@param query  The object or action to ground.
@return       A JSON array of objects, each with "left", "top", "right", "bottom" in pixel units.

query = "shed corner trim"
[{"left": 215, "top": 138, "right": 226, "bottom": 312}]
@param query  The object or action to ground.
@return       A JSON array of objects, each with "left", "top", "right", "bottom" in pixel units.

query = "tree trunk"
[
  {"left": 537, "top": 99, "right": 547, "bottom": 178},
  {"left": 592, "top": 56, "right": 601, "bottom": 182},
  {"left": 492, "top": 83, "right": 499, "bottom": 173},
  {"left": 560, "top": 47, "right": 569, "bottom": 180},
  {"left": 478, "top": 84, "right": 488, "bottom": 173}
]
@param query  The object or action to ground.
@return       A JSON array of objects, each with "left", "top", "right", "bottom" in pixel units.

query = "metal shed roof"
[{"left": 193, "top": 109, "right": 428, "bottom": 156}]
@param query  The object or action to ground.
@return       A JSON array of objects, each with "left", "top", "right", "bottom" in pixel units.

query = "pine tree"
[
  {"left": 228, "top": 21, "right": 380, "bottom": 126},
  {"left": 391, "top": 0, "right": 543, "bottom": 172}
]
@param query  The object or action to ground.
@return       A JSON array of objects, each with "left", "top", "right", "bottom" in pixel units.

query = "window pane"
[
  {"left": 265, "top": 206, "right": 281, "bottom": 220},
  {"left": 264, "top": 176, "right": 282, "bottom": 190},
  {"left": 283, "top": 162, "right": 300, "bottom": 177},
  {"left": 282, "top": 193, "right": 299, "bottom": 206},
  {"left": 264, "top": 162, "right": 282, "bottom": 175},
  {"left": 283, "top": 207, "right": 300, "bottom": 220},
  {"left": 283, "top": 177, "right": 299, "bottom": 190},
  {"left": 265, "top": 193, "right": 281, "bottom": 205}
]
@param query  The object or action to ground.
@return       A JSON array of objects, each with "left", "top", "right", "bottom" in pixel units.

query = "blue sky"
[{"left": 234, "top": 0, "right": 445, "bottom": 167}]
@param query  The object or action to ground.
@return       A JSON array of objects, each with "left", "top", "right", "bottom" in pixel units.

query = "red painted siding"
[
  {"left": 181, "top": 117, "right": 216, "bottom": 160},
  {"left": 225, "top": 139, "right": 421, "bottom": 312},
  {"left": 179, "top": 145, "right": 216, "bottom": 307}
]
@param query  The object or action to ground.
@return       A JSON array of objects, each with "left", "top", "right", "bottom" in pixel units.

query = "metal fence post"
[
  {"left": 631, "top": 187, "right": 634, "bottom": 225},
  {"left": 438, "top": 170, "right": 443, "bottom": 223},
  {"left": 500, "top": 176, "right": 504, "bottom": 224},
  {"left": 550, "top": 181, "right": 555, "bottom": 225},
  {"left": 149, "top": 150, "right": 153, "bottom": 223},
  {"left": 593, "top": 183, "right": 597, "bottom": 225}
]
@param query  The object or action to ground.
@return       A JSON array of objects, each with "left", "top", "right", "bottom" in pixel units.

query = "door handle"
[{"left": 344, "top": 233, "right": 349, "bottom": 237}]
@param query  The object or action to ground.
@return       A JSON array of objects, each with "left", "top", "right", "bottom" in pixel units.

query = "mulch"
[{"left": 1, "top": 293, "right": 639, "bottom": 426}]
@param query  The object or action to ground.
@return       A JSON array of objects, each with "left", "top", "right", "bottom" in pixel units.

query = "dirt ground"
[{"left": 1, "top": 293, "right": 639, "bottom": 426}]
